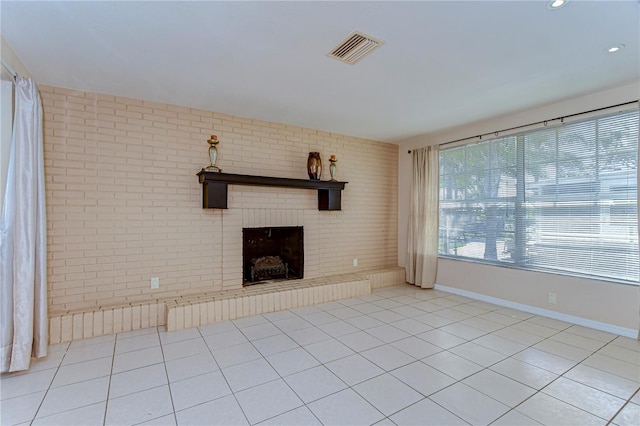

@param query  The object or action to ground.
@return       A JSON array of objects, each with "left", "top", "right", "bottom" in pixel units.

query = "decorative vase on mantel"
[
  {"left": 307, "top": 152, "right": 322, "bottom": 180},
  {"left": 205, "top": 135, "right": 221, "bottom": 172},
  {"left": 329, "top": 155, "right": 337, "bottom": 181}
]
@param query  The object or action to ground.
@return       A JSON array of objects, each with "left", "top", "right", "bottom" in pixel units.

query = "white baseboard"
[{"left": 435, "top": 284, "right": 638, "bottom": 339}]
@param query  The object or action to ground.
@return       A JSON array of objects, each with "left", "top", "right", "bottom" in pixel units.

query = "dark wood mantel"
[{"left": 197, "top": 170, "right": 347, "bottom": 211}]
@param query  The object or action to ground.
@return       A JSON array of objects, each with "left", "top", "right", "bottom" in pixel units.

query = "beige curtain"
[
  {"left": 406, "top": 145, "right": 439, "bottom": 288},
  {"left": 0, "top": 76, "right": 47, "bottom": 372}
]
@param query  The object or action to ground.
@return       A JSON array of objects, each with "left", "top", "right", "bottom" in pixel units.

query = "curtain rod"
[
  {"left": 1, "top": 59, "right": 17, "bottom": 80},
  {"left": 408, "top": 100, "right": 639, "bottom": 154}
]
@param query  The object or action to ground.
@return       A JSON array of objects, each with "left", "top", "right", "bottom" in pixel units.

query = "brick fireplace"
[
  {"left": 218, "top": 186, "right": 321, "bottom": 290},
  {"left": 242, "top": 226, "right": 304, "bottom": 284},
  {"left": 42, "top": 85, "right": 399, "bottom": 343}
]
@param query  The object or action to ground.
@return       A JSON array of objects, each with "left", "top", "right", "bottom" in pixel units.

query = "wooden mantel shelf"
[{"left": 197, "top": 170, "right": 347, "bottom": 211}]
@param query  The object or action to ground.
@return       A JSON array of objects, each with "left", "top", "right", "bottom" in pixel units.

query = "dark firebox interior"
[{"left": 242, "top": 226, "right": 303, "bottom": 285}]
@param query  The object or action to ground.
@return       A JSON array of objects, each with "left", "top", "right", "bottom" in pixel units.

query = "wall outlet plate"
[
  {"left": 353, "top": 258, "right": 358, "bottom": 267},
  {"left": 151, "top": 277, "right": 159, "bottom": 289},
  {"left": 548, "top": 292, "right": 557, "bottom": 305}
]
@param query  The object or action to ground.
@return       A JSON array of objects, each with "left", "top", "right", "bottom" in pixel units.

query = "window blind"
[{"left": 438, "top": 109, "right": 639, "bottom": 284}]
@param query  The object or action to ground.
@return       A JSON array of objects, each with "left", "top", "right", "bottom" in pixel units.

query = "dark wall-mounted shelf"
[{"left": 197, "top": 170, "right": 347, "bottom": 211}]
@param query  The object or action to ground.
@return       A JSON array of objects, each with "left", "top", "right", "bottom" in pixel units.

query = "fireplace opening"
[{"left": 242, "top": 226, "right": 303, "bottom": 285}]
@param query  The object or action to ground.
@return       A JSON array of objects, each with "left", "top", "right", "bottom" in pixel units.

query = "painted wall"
[
  {"left": 42, "top": 86, "right": 398, "bottom": 315},
  {"left": 398, "top": 82, "right": 640, "bottom": 330}
]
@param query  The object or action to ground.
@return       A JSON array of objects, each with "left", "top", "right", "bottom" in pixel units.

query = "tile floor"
[{"left": 1, "top": 284, "right": 639, "bottom": 425}]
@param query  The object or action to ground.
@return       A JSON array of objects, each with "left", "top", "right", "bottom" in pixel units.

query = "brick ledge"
[{"left": 48, "top": 267, "right": 405, "bottom": 343}]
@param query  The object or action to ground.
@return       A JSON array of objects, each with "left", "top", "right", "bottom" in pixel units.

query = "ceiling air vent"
[{"left": 327, "top": 31, "right": 384, "bottom": 65}]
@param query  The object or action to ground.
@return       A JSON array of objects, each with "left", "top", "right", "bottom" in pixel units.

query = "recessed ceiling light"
[
  {"left": 547, "top": 0, "right": 568, "bottom": 9},
  {"left": 606, "top": 44, "right": 625, "bottom": 53}
]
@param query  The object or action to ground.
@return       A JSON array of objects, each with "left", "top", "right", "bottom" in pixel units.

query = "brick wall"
[{"left": 42, "top": 85, "right": 398, "bottom": 316}]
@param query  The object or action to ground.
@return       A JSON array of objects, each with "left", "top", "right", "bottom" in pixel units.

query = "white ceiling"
[{"left": 1, "top": 1, "right": 638, "bottom": 143}]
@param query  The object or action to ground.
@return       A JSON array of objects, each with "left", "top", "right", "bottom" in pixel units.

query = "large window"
[{"left": 439, "top": 109, "right": 639, "bottom": 284}]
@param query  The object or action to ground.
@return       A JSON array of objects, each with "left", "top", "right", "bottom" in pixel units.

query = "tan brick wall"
[{"left": 42, "top": 85, "right": 398, "bottom": 315}]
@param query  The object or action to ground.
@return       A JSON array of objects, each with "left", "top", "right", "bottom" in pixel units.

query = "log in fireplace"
[{"left": 242, "top": 226, "right": 303, "bottom": 285}]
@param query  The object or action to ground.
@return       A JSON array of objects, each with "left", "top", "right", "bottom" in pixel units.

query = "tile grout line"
[
  {"left": 181, "top": 298, "right": 633, "bottom": 426},
  {"left": 340, "top": 291, "right": 622, "bottom": 425},
  {"left": 466, "top": 307, "right": 637, "bottom": 424},
  {"left": 138, "top": 292, "right": 640, "bottom": 424},
  {"left": 200, "top": 319, "right": 254, "bottom": 425},
  {"left": 235, "top": 303, "right": 405, "bottom": 423},
  {"left": 156, "top": 327, "right": 178, "bottom": 426},
  {"left": 484, "top": 331, "right": 634, "bottom": 424},
  {"left": 4, "top": 285, "right": 638, "bottom": 426},
  {"left": 347, "top": 290, "right": 509, "bottom": 424},
  {"left": 606, "top": 387, "right": 640, "bottom": 426},
  {"left": 356, "top": 291, "right": 527, "bottom": 425},
  {"left": 239, "top": 292, "right": 515, "bottom": 424},
  {"left": 417, "top": 293, "right": 626, "bottom": 424},
  {"left": 100, "top": 335, "right": 118, "bottom": 426},
  {"left": 272, "top": 307, "right": 391, "bottom": 424},
  {"left": 232, "top": 314, "right": 332, "bottom": 424},
  {"left": 28, "top": 342, "right": 68, "bottom": 425}
]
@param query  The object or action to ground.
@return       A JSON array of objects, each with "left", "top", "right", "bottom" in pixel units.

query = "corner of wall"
[{"left": 1, "top": 35, "right": 34, "bottom": 78}]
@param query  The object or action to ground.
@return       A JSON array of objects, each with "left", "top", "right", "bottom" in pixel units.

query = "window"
[{"left": 439, "top": 109, "right": 639, "bottom": 284}]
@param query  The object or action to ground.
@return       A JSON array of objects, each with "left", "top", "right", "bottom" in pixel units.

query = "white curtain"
[
  {"left": 0, "top": 76, "right": 47, "bottom": 372},
  {"left": 637, "top": 101, "right": 640, "bottom": 341},
  {"left": 406, "top": 145, "right": 439, "bottom": 288}
]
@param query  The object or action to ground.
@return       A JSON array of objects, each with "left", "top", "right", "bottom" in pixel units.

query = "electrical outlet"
[
  {"left": 548, "top": 292, "right": 557, "bottom": 305},
  {"left": 151, "top": 277, "right": 159, "bottom": 289},
  {"left": 353, "top": 258, "right": 358, "bottom": 267}
]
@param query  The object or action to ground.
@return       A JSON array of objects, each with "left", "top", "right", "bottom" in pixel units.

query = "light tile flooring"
[{"left": 2, "top": 284, "right": 639, "bottom": 425}]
